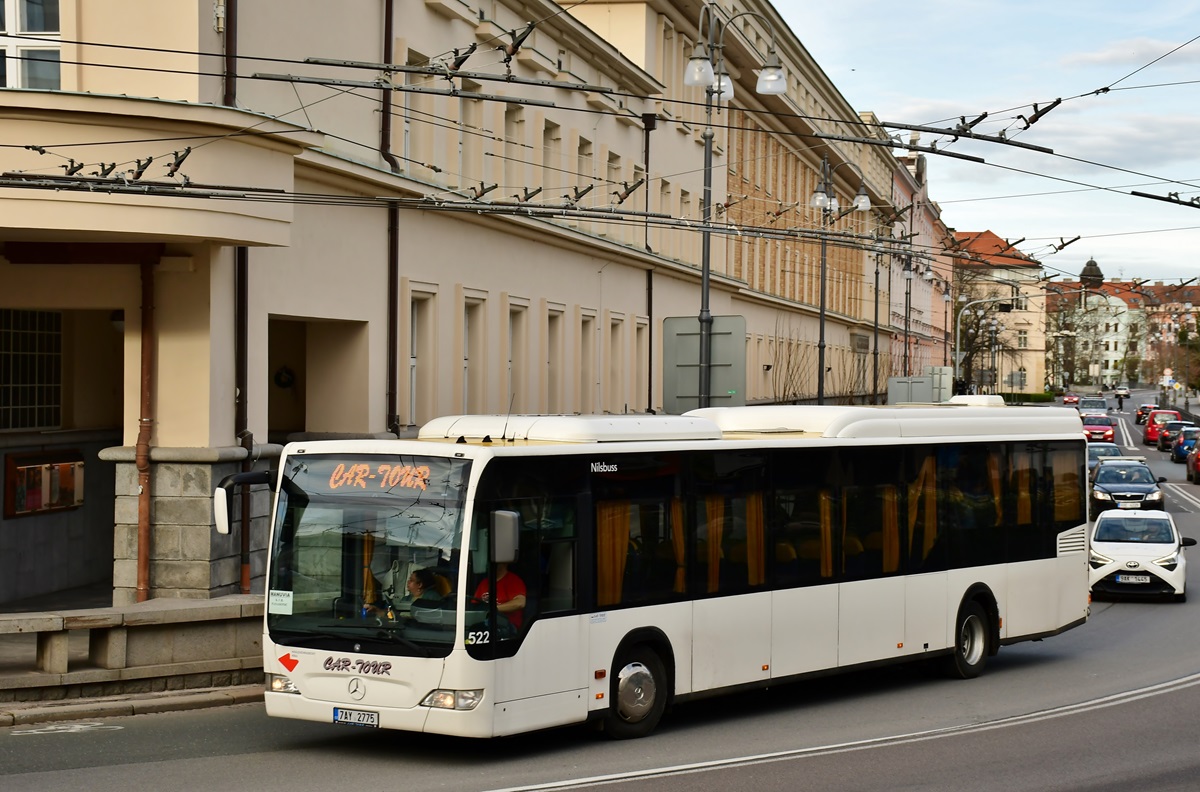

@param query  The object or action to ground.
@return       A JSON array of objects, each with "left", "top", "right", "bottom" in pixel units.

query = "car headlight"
[
  {"left": 1145, "top": 490, "right": 1164, "bottom": 501},
  {"left": 1089, "top": 549, "right": 1114, "bottom": 568},
  {"left": 1093, "top": 490, "right": 1112, "bottom": 500},
  {"left": 1154, "top": 551, "right": 1181, "bottom": 571},
  {"left": 421, "top": 689, "right": 484, "bottom": 710},
  {"left": 268, "top": 674, "right": 301, "bottom": 694}
]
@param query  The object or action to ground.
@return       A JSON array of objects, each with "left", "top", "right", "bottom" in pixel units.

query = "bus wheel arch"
[
  {"left": 602, "top": 629, "right": 673, "bottom": 739},
  {"left": 945, "top": 586, "right": 997, "bottom": 679}
]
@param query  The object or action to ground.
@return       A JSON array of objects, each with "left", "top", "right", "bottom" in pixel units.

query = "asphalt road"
[{"left": 5, "top": 392, "right": 1200, "bottom": 792}]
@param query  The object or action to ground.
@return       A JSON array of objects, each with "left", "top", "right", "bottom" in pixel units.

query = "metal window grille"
[{"left": 0, "top": 309, "right": 62, "bottom": 431}]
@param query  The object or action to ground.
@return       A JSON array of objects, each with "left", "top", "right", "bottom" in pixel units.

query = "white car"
[
  {"left": 1114, "top": 385, "right": 1132, "bottom": 398},
  {"left": 1089, "top": 511, "right": 1196, "bottom": 602}
]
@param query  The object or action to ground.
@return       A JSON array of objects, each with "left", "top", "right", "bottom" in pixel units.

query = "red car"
[
  {"left": 1063, "top": 392, "right": 1080, "bottom": 405},
  {"left": 1144, "top": 409, "right": 1182, "bottom": 445},
  {"left": 1082, "top": 414, "right": 1116, "bottom": 443}
]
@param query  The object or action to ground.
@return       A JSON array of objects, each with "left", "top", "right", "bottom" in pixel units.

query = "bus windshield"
[{"left": 266, "top": 453, "right": 471, "bottom": 658}]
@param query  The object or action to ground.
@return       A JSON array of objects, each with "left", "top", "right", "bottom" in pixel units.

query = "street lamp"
[
  {"left": 942, "top": 287, "right": 951, "bottom": 367},
  {"left": 810, "top": 153, "right": 870, "bottom": 403},
  {"left": 902, "top": 258, "right": 914, "bottom": 376},
  {"left": 684, "top": 2, "right": 786, "bottom": 408}
]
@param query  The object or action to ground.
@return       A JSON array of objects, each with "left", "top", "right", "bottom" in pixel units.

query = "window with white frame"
[
  {"left": 1017, "top": 330, "right": 1028, "bottom": 349},
  {"left": 1, "top": 0, "right": 60, "bottom": 89}
]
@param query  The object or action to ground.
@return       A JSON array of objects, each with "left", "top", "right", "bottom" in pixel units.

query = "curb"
[{"left": 0, "top": 684, "right": 263, "bottom": 727}]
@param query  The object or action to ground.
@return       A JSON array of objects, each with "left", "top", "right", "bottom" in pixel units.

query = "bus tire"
[
  {"left": 945, "top": 600, "right": 989, "bottom": 679},
  {"left": 603, "top": 646, "right": 667, "bottom": 739}
]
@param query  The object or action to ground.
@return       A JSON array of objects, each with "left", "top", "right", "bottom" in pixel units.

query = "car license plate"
[
  {"left": 1116, "top": 574, "right": 1151, "bottom": 584},
  {"left": 333, "top": 707, "right": 379, "bottom": 727},
  {"left": 1117, "top": 502, "right": 1140, "bottom": 508}
]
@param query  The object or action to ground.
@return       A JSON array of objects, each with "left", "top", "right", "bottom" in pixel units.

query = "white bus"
[{"left": 214, "top": 403, "right": 1089, "bottom": 739}]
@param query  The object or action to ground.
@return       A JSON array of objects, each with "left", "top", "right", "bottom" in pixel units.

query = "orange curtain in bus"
[
  {"left": 908, "top": 456, "right": 938, "bottom": 560},
  {"left": 1052, "top": 450, "right": 1082, "bottom": 523},
  {"left": 362, "top": 534, "right": 377, "bottom": 607},
  {"left": 881, "top": 486, "right": 900, "bottom": 573},
  {"left": 671, "top": 497, "right": 686, "bottom": 594},
  {"left": 986, "top": 453, "right": 1003, "bottom": 525},
  {"left": 706, "top": 494, "right": 724, "bottom": 592},
  {"left": 746, "top": 492, "right": 765, "bottom": 586},
  {"left": 596, "top": 500, "right": 631, "bottom": 607},
  {"left": 818, "top": 491, "right": 834, "bottom": 578},
  {"left": 1015, "top": 465, "right": 1033, "bottom": 525}
]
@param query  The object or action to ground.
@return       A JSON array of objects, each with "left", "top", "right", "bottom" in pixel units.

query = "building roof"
[{"left": 953, "top": 230, "right": 1040, "bottom": 268}]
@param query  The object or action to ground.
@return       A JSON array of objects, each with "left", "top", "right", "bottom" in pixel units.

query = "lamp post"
[
  {"left": 942, "top": 287, "right": 951, "bottom": 366},
  {"left": 684, "top": 2, "right": 786, "bottom": 408},
  {"left": 902, "top": 258, "right": 914, "bottom": 376},
  {"left": 810, "top": 153, "right": 870, "bottom": 403},
  {"left": 872, "top": 250, "right": 882, "bottom": 403}
]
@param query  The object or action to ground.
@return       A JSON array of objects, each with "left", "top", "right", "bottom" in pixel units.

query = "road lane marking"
[{"left": 485, "top": 672, "right": 1200, "bottom": 792}]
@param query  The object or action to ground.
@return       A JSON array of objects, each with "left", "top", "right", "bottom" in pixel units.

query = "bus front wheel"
[
  {"left": 945, "top": 601, "right": 989, "bottom": 679},
  {"left": 603, "top": 646, "right": 667, "bottom": 739}
]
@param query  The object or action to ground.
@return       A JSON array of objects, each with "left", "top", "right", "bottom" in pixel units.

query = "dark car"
[
  {"left": 1173, "top": 427, "right": 1200, "bottom": 464},
  {"left": 1157, "top": 420, "right": 1195, "bottom": 452},
  {"left": 1136, "top": 403, "right": 1159, "bottom": 425},
  {"left": 1090, "top": 459, "right": 1167, "bottom": 514},
  {"left": 1088, "top": 442, "right": 1123, "bottom": 472},
  {"left": 1082, "top": 414, "right": 1117, "bottom": 443}
]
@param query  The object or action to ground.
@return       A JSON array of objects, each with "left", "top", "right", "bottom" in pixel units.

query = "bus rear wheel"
[
  {"left": 603, "top": 646, "right": 667, "bottom": 739},
  {"left": 945, "top": 601, "right": 989, "bottom": 679}
]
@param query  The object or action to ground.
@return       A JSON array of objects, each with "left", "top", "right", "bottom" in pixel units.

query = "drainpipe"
[
  {"left": 642, "top": 113, "right": 656, "bottom": 413},
  {"left": 235, "top": 247, "right": 252, "bottom": 594},
  {"left": 221, "top": 0, "right": 237, "bottom": 107},
  {"left": 382, "top": 0, "right": 401, "bottom": 434},
  {"left": 223, "top": 0, "right": 252, "bottom": 593},
  {"left": 135, "top": 261, "right": 156, "bottom": 602}
]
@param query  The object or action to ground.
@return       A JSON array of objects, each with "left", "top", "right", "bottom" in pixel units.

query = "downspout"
[
  {"left": 221, "top": 0, "right": 237, "bottom": 107},
  {"left": 235, "top": 248, "right": 252, "bottom": 594},
  {"left": 135, "top": 261, "right": 156, "bottom": 602},
  {"left": 382, "top": 0, "right": 401, "bottom": 434},
  {"left": 224, "top": 0, "right": 252, "bottom": 593},
  {"left": 642, "top": 113, "right": 656, "bottom": 413}
]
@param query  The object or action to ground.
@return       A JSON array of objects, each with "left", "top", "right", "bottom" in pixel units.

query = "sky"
[{"left": 769, "top": 0, "right": 1200, "bottom": 283}]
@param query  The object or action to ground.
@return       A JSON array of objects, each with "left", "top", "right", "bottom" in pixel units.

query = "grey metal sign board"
[{"left": 662, "top": 315, "right": 747, "bottom": 414}]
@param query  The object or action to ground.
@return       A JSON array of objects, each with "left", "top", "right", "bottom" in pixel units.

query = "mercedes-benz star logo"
[{"left": 348, "top": 677, "right": 366, "bottom": 700}]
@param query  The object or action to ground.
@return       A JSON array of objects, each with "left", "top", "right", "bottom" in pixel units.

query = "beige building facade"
[{"left": 0, "top": 0, "right": 920, "bottom": 605}]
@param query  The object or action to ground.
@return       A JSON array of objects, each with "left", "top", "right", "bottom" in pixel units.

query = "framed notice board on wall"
[{"left": 3, "top": 451, "right": 85, "bottom": 518}]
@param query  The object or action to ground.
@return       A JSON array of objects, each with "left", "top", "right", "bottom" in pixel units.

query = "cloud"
[{"left": 1061, "top": 37, "right": 1200, "bottom": 68}]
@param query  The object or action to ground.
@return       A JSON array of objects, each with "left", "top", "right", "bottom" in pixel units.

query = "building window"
[
  {"left": 0, "top": 309, "right": 61, "bottom": 431},
  {"left": 1017, "top": 330, "right": 1028, "bottom": 349},
  {"left": 1, "top": 0, "right": 61, "bottom": 89}
]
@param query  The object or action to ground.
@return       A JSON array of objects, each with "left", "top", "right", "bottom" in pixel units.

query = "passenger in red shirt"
[{"left": 473, "top": 563, "right": 526, "bottom": 629}]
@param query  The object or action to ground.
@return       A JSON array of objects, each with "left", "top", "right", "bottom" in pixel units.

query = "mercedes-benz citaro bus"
[{"left": 214, "top": 401, "right": 1089, "bottom": 739}]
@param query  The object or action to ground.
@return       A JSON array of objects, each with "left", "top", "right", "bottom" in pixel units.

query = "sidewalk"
[{"left": 0, "top": 583, "right": 264, "bottom": 727}]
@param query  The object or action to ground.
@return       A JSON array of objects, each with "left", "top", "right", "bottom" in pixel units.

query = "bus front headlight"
[
  {"left": 421, "top": 689, "right": 484, "bottom": 710},
  {"left": 268, "top": 674, "right": 301, "bottom": 694}
]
